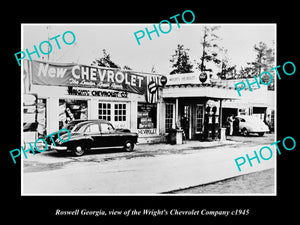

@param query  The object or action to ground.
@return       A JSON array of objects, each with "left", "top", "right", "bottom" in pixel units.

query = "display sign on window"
[{"left": 137, "top": 103, "right": 157, "bottom": 136}]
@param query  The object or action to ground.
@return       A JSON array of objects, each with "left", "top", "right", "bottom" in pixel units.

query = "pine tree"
[
  {"left": 169, "top": 44, "right": 193, "bottom": 74},
  {"left": 198, "top": 26, "right": 222, "bottom": 72},
  {"left": 240, "top": 41, "right": 275, "bottom": 90},
  {"left": 91, "top": 49, "right": 120, "bottom": 69}
]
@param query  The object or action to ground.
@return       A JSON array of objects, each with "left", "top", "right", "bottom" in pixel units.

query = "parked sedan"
[
  {"left": 45, "top": 119, "right": 87, "bottom": 145},
  {"left": 235, "top": 115, "right": 269, "bottom": 136},
  {"left": 50, "top": 120, "right": 138, "bottom": 156}
]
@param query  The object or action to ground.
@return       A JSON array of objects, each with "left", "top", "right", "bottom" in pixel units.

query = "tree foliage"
[
  {"left": 169, "top": 44, "right": 193, "bottom": 74},
  {"left": 91, "top": 49, "right": 121, "bottom": 69},
  {"left": 198, "top": 26, "right": 222, "bottom": 72},
  {"left": 238, "top": 41, "right": 275, "bottom": 89},
  {"left": 251, "top": 41, "right": 275, "bottom": 74},
  {"left": 216, "top": 47, "right": 236, "bottom": 79}
]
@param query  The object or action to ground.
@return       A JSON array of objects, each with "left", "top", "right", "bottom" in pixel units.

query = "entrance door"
[
  {"left": 222, "top": 108, "right": 238, "bottom": 127},
  {"left": 98, "top": 102, "right": 130, "bottom": 129},
  {"left": 181, "top": 105, "right": 191, "bottom": 139}
]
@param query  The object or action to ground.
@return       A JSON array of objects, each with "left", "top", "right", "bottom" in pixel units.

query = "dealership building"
[{"left": 23, "top": 60, "right": 275, "bottom": 144}]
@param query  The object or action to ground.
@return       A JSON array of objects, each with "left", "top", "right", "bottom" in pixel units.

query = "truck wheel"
[
  {"left": 71, "top": 144, "right": 85, "bottom": 156},
  {"left": 123, "top": 141, "right": 134, "bottom": 152}
]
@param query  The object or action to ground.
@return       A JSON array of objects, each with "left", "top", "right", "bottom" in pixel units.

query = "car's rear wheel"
[
  {"left": 241, "top": 128, "right": 249, "bottom": 136},
  {"left": 71, "top": 144, "right": 85, "bottom": 156},
  {"left": 123, "top": 141, "right": 134, "bottom": 152},
  {"left": 258, "top": 132, "right": 264, "bottom": 136}
]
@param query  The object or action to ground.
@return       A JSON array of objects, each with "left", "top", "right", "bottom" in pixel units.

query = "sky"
[{"left": 22, "top": 24, "right": 275, "bottom": 75}]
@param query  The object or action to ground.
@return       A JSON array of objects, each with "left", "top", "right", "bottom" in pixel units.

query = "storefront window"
[
  {"left": 23, "top": 95, "right": 47, "bottom": 138},
  {"left": 137, "top": 103, "right": 157, "bottom": 129},
  {"left": 114, "top": 103, "right": 126, "bottom": 122},
  {"left": 165, "top": 103, "right": 174, "bottom": 130},
  {"left": 59, "top": 99, "right": 88, "bottom": 129},
  {"left": 23, "top": 94, "right": 37, "bottom": 134},
  {"left": 98, "top": 102, "right": 111, "bottom": 121},
  {"left": 98, "top": 102, "right": 129, "bottom": 129},
  {"left": 196, "top": 104, "right": 204, "bottom": 133}
]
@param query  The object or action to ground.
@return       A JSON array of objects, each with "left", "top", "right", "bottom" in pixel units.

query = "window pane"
[
  {"left": 165, "top": 104, "right": 174, "bottom": 130},
  {"left": 138, "top": 103, "right": 157, "bottom": 129},
  {"left": 98, "top": 102, "right": 112, "bottom": 121},
  {"left": 114, "top": 104, "right": 127, "bottom": 122},
  {"left": 86, "top": 124, "right": 99, "bottom": 133},
  {"left": 196, "top": 105, "right": 204, "bottom": 132},
  {"left": 101, "top": 123, "right": 112, "bottom": 133}
]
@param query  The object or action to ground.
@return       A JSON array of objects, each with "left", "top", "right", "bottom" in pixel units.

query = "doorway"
[
  {"left": 181, "top": 105, "right": 191, "bottom": 139},
  {"left": 221, "top": 107, "right": 238, "bottom": 127}
]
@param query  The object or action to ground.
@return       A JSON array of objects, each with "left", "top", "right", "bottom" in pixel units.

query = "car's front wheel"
[
  {"left": 71, "top": 144, "right": 86, "bottom": 156},
  {"left": 258, "top": 132, "right": 265, "bottom": 136},
  {"left": 123, "top": 141, "right": 134, "bottom": 152}
]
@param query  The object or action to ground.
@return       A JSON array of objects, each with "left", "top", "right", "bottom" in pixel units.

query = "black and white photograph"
[
  {"left": 4, "top": 4, "right": 298, "bottom": 224},
  {"left": 21, "top": 23, "right": 276, "bottom": 195}
]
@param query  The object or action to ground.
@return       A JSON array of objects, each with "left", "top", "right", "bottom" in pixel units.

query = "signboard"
[
  {"left": 199, "top": 72, "right": 208, "bottom": 83},
  {"left": 30, "top": 60, "right": 145, "bottom": 94},
  {"left": 138, "top": 129, "right": 157, "bottom": 136},
  {"left": 67, "top": 87, "right": 128, "bottom": 98},
  {"left": 28, "top": 60, "right": 163, "bottom": 103},
  {"left": 166, "top": 72, "right": 210, "bottom": 86}
]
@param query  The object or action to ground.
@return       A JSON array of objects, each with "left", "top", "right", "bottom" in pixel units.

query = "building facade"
[
  {"left": 161, "top": 74, "right": 275, "bottom": 139},
  {"left": 23, "top": 61, "right": 275, "bottom": 144},
  {"left": 23, "top": 60, "right": 165, "bottom": 144}
]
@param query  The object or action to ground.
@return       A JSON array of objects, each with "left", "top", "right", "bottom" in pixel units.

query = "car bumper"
[{"left": 49, "top": 144, "right": 67, "bottom": 151}]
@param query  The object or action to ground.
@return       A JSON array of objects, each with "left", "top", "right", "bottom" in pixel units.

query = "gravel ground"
[{"left": 167, "top": 168, "right": 275, "bottom": 194}]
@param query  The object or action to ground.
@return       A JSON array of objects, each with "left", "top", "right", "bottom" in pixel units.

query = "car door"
[
  {"left": 99, "top": 122, "right": 119, "bottom": 147},
  {"left": 84, "top": 122, "right": 102, "bottom": 148}
]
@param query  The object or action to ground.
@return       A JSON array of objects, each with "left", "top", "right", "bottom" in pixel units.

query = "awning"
[{"left": 162, "top": 84, "right": 239, "bottom": 100}]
